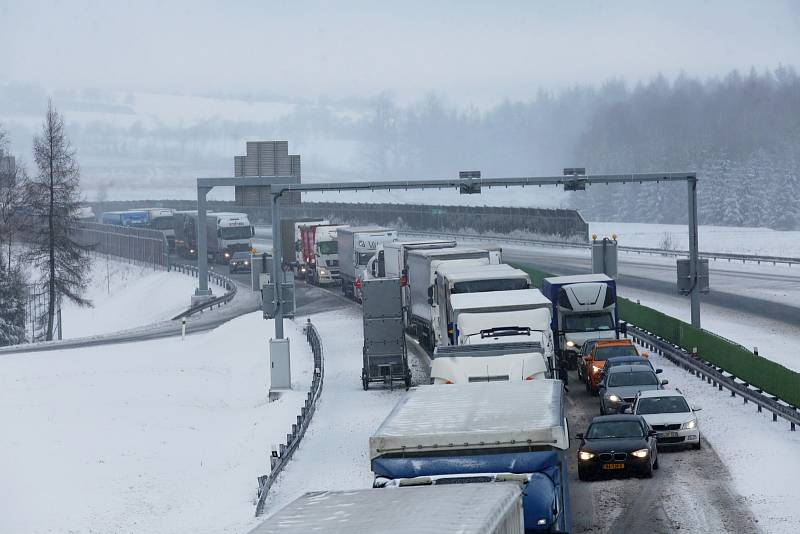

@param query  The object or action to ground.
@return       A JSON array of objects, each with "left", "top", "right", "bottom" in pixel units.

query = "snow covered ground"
[
  {"left": 262, "top": 307, "right": 407, "bottom": 516},
  {"left": 590, "top": 221, "right": 800, "bottom": 257},
  {"left": 57, "top": 256, "right": 200, "bottom": 339},
  {"left": 0, "top": 312, "right": 313, "bottom": 534},
  {"left": 645, "top": 347, "right": 800, "bottom": 534}
]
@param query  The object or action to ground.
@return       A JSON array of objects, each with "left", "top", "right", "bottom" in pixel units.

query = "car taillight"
[
  {"left": 355, "top": 278, "right": 362, "bottom": 289},
  {"left": 525, "top": 375, "right": 536, "bottom": 381},
  {"left": 444, "top": 380, "right": 454, "bottom": 384},
  {"left": 400, "top": 275, "right": 408, "bottom": 287}
]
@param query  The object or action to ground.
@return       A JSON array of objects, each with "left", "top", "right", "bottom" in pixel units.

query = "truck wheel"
[
  {"left": 362, "top": 370, "right": 369, "bottom": 391},
  {"left": 404, "top": 372, "right": 412, "bottom": 390},
  {"left": 578, "top": 467, "right": 591, "bottom": 482}
]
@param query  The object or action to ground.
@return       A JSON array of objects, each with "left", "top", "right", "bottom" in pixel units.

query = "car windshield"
[
  {"left": 636, "top": 396, "right": 690, "bottom": 415},
  {"left": 587, "top": 421, "right": 644, "bottom": 439},
  {"left": 608, "top": 370, "right": 659, "bottom": 387},
  {"left": 607, "top": 357, "right": 649, "bottom": 368},
  {"left": 563, "top": 312, "right": 614, "bottom": 333},
  {"left": 150, "top": 216, "right": 174, "bottom": 230},
  {"left": 593, "top": 345, "right": 638, "bottom": 361},
  {"left": 232, "top": 252, "right": 250, "bottom": 260},
  {"left": 318, "top": 241, "right": 338, "bottom": 255}
]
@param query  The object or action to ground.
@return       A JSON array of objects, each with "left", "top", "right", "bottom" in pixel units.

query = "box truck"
[
  {"left": 370, "top": 380, "right": 572, "bottom": 533},
  {"left": 405, "top": 247, "right": 501, "bottom": 351},
  {"left": 337, "top": 226, "right": 398, "bottom": 300},
  {"left": 541, "top": 274, "right": 619, "bottom": 373}
]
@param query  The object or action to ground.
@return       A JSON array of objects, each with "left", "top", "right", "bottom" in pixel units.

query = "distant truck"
[
  {"left": 370, "top": 380, "right": 572, "bottom": 533},
  {"left": 542, "top": 274, "right": 619, "bottom": 373},
  {"left": 173, "top": 211, "right": 253, "bottom": 263},
  {"left": 247, "top": 485, "right": 525, "bottom": 534},
  {"left": 298, "top": 223, "right": 347, "bottom": 285},
  {"left": 278, "top": 217, "right": 327, "bottom": 274},
  {"left": 140, "top": 207, "right": 176, "bottom": 251},
  {"left": 405, "top": 247, "right": 501, "bottom": 351},
  {"left": 337, "top": 226, "right": 398, "bottom": 300},
  {"left": 101, "top": 210, "right": 148, "bottom": 227}
]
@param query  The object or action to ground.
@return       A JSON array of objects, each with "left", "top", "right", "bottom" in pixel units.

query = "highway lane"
[{"left": 504, "top": 246, "right": 800, "bottom": 328}]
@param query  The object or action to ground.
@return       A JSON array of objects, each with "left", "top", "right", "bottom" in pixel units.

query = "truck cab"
[
  {"left": 542, "top": 274, "right": 619, "bottom": 374},
  {"left": 300, "top": 223, "right": 346, "bottom": 285},
  {"left": 212, "top": 212, "right": 254, "bottom": 263}
]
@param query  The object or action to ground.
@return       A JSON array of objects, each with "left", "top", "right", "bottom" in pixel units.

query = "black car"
[
  {"left": 229, "top": 251, "right": 252, "bottom": 273},
  {"left": 598, "top": 356, "right": 656, "bottom": 382},
  {"left": 576, "top": 414, "right": 659, "bottom": 481}
]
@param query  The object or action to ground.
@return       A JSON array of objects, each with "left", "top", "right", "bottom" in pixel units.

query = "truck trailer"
[
  {"left": 277, "top": 217, "right": 327, "bottom": 273},
  {"left": 405, "top": 247, "right": 501, "bottom": 351},
  {"left": 337, "top": 226, "right": 398, "bottom": 300},
  {"left": 541, "top": 274, "right": 619, "bottom": 373},
  {"left": 370, "top": 380, "right": 572, "bottom": 533},
  {"left": 299, "top": 223, "right": 347, "bottom": 285},
  {"left": 249, "top": 484, "right": 525, "bottom": 534}
]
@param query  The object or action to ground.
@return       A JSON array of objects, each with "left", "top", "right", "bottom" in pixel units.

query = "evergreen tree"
[{"left": 0, "top": 258, "right": 27, "bottom": 346}]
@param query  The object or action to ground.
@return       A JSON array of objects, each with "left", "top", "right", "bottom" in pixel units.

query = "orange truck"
[{"left": 581, "top": 339, "right": 646, "bottom": 394}]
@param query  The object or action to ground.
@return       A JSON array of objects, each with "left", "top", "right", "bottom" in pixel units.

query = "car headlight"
[
  {"left": 224, "top": 252, "right": 230, "bottom": 257},
  {"left": 566, "top": 340, "right": 575, "bottom": 348},
  {"left": 607, "top": 394, "right": 621, "bottom": 403},
  {"left": 244, "top": 261, "right": 249, "bottom": 265},
  {"left": 682, "top": 419, "right": 697, "bottom": 430},
  {"left": 578, "top": 451, "right": 595, "bottom": 461},
  {"left": 320, "top": 269, "right": 327, "bottom": 275},
  {"left": 631, "top": 448, "right": 649, "bottom": 458},
  {"left": 591, "top": 365, "right": 601, "bottom": 373}
]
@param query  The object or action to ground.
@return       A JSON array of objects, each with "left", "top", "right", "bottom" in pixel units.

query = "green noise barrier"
[{"left": 515, "top": 264, "right": 800, "bottom": 407}]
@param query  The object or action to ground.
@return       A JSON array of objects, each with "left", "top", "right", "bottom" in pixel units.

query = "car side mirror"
[
  {"left": 618, "top": 403, "right": 631, "bottom": 414},
  {"left": 655, "top": 369, "right": 663, "bottom": 374},
  {"left": 660, "top": 379, "right": 669, "bottom": 386},
  {"left": 648, "top": 430, "right": 658, "bottom": 437},
  {"left": 575, "top": 433, "right": 584, "bottom": 441},
  {"left": 692, "top": 406, "right": 702, "bottom": 411}
]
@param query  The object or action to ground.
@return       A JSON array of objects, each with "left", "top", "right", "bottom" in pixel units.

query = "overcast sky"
[{"left": 2, "top": 0, "right": 799, "bottom": 106}]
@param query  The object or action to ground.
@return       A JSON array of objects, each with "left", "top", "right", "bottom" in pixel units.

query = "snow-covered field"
[
  {"left": 0, "top": 313, "right": 313, "bottom": 534},
  {"left": 59, "top": 256, "right": 200, "bottom": 339},
  {"left": 645, "top": 346, "right": 800, "bottom": 533},
  {"left": 591, "top": 221, "right": 800, "bottom": 257}
]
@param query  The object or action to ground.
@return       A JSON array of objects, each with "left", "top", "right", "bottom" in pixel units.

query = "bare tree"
[{"left": 27, "top": 100, "right": 91, "bottom": 340}]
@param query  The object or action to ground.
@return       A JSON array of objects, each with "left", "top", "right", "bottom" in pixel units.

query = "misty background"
[{"left": 1, "top": 0, "right": 798, "bottom": 228}]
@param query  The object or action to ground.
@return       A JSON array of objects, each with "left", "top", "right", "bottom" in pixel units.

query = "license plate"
[
  {"left": 659, "top": 432, "right": 679, "bottom": 438},
  {"left": 602, "top": 463, "right": 625, "bottom": 470}
]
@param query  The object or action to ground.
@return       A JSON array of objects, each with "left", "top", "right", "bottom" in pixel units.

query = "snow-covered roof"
[
  {"left": 450, "top": 289, "right": 551, "bottom": 312},
  {"left": 370, "top": 380, "right": 567, "bottom": 459},
  {"left": 250, "top": 484, "right": 521, "bottom": 534},
  {"left": 408, "top": 247, "right": 493, "bottom": 259},
  {"left": 338, "top": 226, "right": 395, "bottom": 234},
  {"left": 436, "top": 264, "right": 528, "bottom": 283},
  {"left": 544, "top": 273, "right": 613, "bottom": 284}
]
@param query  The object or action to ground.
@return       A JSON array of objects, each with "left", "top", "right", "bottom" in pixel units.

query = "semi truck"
[
  {"left": 432, "top": 263, "right": 531, "bottom": 346},
  {"left": 337, "top": 226, "right": 398, "bottom": 300},
  {"left": 365, "top": 239, "right": 457, "bottom": 280},
  {"left": 277, "top": 217, "right": 327, "bottom": 274},
  {"left": 541, "top": 274, "right": 619, "bottom": 373},
  {"left": 430, "top": 289, "right": 555, "bottom": 385},
  {"left": 173, "top": 211, "right": 254, "bottom": 263},
  {"left": 101, "top": 210, "right": 148, "bottom": 227},
  {"left": 141, "top": 207, "right": 176, "bottom": 251},
  {"left": 298, "top": 223, "right": 347, "bottom": 285},
  {"left": 405, "top": 247, "right": 501, "bottom": 351},
  {"left": 248, "top": 485, "right": 525, "bottom": 534},
  {"left": 370, "top": 380, "right": 572, "bottom": 533}
]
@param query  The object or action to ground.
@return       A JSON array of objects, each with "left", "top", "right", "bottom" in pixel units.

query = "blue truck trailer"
[
  {"left": 369, "top": 380, "right": 572, "bottom": 533},
  {"left": 541, "top": 274, "right": 619, "bottom": 374}
]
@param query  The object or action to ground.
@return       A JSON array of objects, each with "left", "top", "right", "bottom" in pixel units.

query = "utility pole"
[
  {"left": 687, "top": 176, "right": 701, "bottom": 328},
  {"left": 271, "top": 190, "right": 284, "bottom": 339}
]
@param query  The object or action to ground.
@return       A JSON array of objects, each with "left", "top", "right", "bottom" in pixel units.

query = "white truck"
[
  {"left": 431, "top": 289, "right": 556, "bottom": 385},
  {"left": 174, "top": 211, "right": 254, "bottom": 263},
  {"left": 369, "top": 380, "right": 572, "bottom": 534},
  {"left": 406, "top": 247, "right": 501, "bottom": 351},
  {"left": 365, "top": 239, "right": 457, "bottom": 280},
  {"left": 298, "top": 223, "right": 347, "bottom": 285},
  {"left": 433, "top": 263, "right": 531, "bottom": 346},
  {"left": 248, "top": 485, "right": 525, "bottom": 534},
  {"left": 337, "top": 226, "right": 398, "bottom": 300}
]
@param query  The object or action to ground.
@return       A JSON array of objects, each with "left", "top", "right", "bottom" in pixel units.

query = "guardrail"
[
  {"left": 628, "top": 325, "right": 800, "bottom": 432},
  {"left": 254, "top": 319, "right": 324, "bottom": 516},
  {"left": 403, "top": 230, "right": 800, "bottom": 266},
  {"left": 170, "top": 264, "right": 238, "bottom": 319}
]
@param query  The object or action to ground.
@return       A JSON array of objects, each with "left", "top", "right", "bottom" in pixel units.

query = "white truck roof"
[
  {"left": 338, "top": 226, "right": 394, "bottom": 234},
  {"left": 370, "top": 380, "right": 568, "bottom": 459},
  {"left": 408, "top": 246, "right": 495, "bottom": 259},
  {"left": 384, "top": 239, "right": 456, "bottom": 249},
  {"left": 251, "top": 484, "right": 523, "bottom": 534},
  {"left": 544, "top": 273, "right": 613, "bottom": 284},
  {"left": 450, "top": 288, "right": 551, "bottom": 312},
  {"left": 438, "top": 266, "right": 530, "bottom": 284}
]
